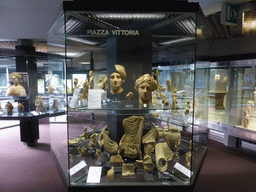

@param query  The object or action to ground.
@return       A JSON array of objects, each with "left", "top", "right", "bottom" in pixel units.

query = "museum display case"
[
  {"left": 47, "top": 0, "right": 207, "bottom": 190},
  {"left": 0, "top": 44, "right": 66, "bottom": 144},
  {"left": 196, "top": 58, "right": 256, "bottom": 150}
]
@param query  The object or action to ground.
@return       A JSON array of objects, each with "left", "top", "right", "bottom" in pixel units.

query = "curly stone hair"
[
  {"left": 115, "top": 64, "right": 126, "bottom": 81},
  {"left": 134, "top": 74, "right": 157, "bottom": 92},
  {"left": 11, "top": 72, "right": 21, "bottom": 80}
]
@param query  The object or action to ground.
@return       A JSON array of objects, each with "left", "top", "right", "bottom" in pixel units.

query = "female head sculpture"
[
  {"left": 134, "top": 74, "right": 157, "bottom": 105},
  {"left": 7, "top": 72, "right": 26, "bottom": 96},
  {"left": 110, "top": 64, "right": 126, "bottom": 94}
]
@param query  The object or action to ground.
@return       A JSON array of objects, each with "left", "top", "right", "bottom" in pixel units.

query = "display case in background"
[
  {"left": 48, "top": 0, "right": 207, "bottom": 190},
  {"left": 196, "top": 58, "right": 256, "bottom": 151},
  {"left": 0, "top": 41, "right": 66, "bottom": 145}
]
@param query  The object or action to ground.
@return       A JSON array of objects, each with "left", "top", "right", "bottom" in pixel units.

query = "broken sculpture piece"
[
  {"left": 122, "top": 163, "right": 135, "bottom": 176},
  {"left": 107, "top": 166, "right": 115, "bottom": 181},
  {"left": 102, "top": 133, "right": 119, "bottom": 154},
  {"left": 97, "top": 76, "right": 109, "bottom": 90},
  {"left": 155, "top": 142, "right": 174, "bottom": 172},
  {"left": 119, "top": 116, "right": 144, "bottom": 159},
  {"left": 126, "top": 92, "right": 134, "bottom": 100},
  {"left": 89, "top": 133, "right": 99, "bottom": 149},
  {"left": 110, "top": 155, "right": 124, "bottom": 166}
]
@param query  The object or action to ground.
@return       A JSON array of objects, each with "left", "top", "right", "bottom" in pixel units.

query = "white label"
[
  {"left": 69, "top": 88, "right": 81, "bottom": 108},
  {"left": 31, "top": 111, "right": 39, "bottom": 115},
  {"left": 69, "top": 160, "right": 87, "bottom": 176},
  {"left": 88, "top": 89, "right": 102, "bottom": 109},
  {"left": 173, "top": 162, "right": 193, "bottom": 178},
  {"left": 86, "top": 166, "right": 102, "bottom": 183}
]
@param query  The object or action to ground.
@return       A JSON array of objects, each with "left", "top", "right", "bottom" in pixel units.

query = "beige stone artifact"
[
  {"left": 102, "top": 133, "right": 119, "bottom": 154},
  {"left": 35, "top": 95, "right": 43, "bottom": 112},
  {"left": 143, "top": 155, "right": 154, "bottom": 172},
  {"left": 142, "top": 128, "right": 159, "bottom": 156},
  {"left": 89, "top": 133, "right": 99, "bottom": 149},
  {"left": 134, "top": 74, "right": 157, "bottom": 105},
  {"left": 98, "top": 126, "right": 108, "bottom": 147},
  {"left": 163, "top": 126, "right": 181, "bottom": 146},
  {"left": 155, "top": 142, "right": 174, "bottom": 172},
  {"left": 5, "top": 101, "right": 14, "bottom": 115},
  {"left": 97, "top": 76, "right": 109, "bottom": 90},
  {"left": 122, "top": 163, "right": 135, "bottom": 176},
  {"left": 109, "top": 155, "right": 124, "bottom": 166},
  {"left": 107, "top": 166, "right": 115, "bottom": 181},
  {"left": 242, "top": 110, "right": 250, "bottom": 128},
  {"left": 69, "top": 137, "right": 80, "bottom": 145},
  {"left": 126, "top": 92, "right": 134, "bottom": 100},
  {"left": 89, "top": 70, "right": 94, "bottom": 89},
  {"left": 215, "top": 74, "right": 221, "bottom": 82},
  {"left": 110, "top": 65, "right": 126, "bottom": 94},
  {"left": 80, "top": 127, "right": 88, "bottom": 141},
  {"left": 166, "top": 80, "right": 171, "bottom": 92},
  {"left": 95, "top": 149, "right": 101, "bottom": 159},
  {"left": 48, "top": 83, "right": 56, "bottom": 94},
  {"left": 77, "top": 147, "right": 87, "bottom": 156},
  {"left": 73, "top": 78, "right": 79, "bottom": 93},
  {"left": 185, "top": 108, "right": 190, "bottom": 115},
  {"left": 18, "top": 102, "right": 24, "bottom": 112},
  {"left": 174, "top": 141, "right": 179, "bottom": 160},
  {"left": 7, "top": 72, "right": 26, "bottom": 96},
  {"left": 186, "top": 152, "right": 192, "bottom": 168},
  {"left": 119, "top": 116, "right": 144, "bottom": 159},
  {"left": 187, "top": 100, "right": 191, "bottom": 109},
  {"left": 82, "top": 79, "right": 89, "bottom": 99}
]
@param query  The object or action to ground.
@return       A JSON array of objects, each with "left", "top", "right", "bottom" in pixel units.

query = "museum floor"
[{"left": 1, "top": 123, "right": 256, "bottom": 192}]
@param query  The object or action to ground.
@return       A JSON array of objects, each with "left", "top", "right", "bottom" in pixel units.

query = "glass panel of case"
[{"left": 48, "top": 0, "right": 207, "bottom": 189}]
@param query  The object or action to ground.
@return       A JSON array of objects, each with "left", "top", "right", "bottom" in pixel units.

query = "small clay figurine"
[
  {"left": 80, "top": 127, "right": 88, "bottom": 141},
  {"left": 82, "top": 79, "right": 89, "bottom": 99},
  {"left": 18, "top": 102, "right": 24, "bottom": 112},
  {"left": 89, "top": 70, "right": 94, "bottom": 89},
  {"left": 185, "top": 152, "right": 192, "bottom": 168},
  {"left": 73, "top": 78, "right": 79, "bottom": 93},
  {"left": 242, "top": 110, "right": 250, "bottom": 128},
  {"left": 48, "top": 83, "right": 55, "bottom": 94},
  {"left": 77, "top": 147, "right": 87, "bottom": 156},
  {"left": 89, "top": 133, "right": 99, "bottom": 149},
  {"left": 97, "top": 76, "right": 109, "bottom": 90},
  {"left": 166, "top": 80, "right": 171, "bottom": 92},
  {"left": 5, "top": 101, "right": 14, "bottom": 115},
  {"left": 95, "top": 148, "right": 101, "bottom": 159},
  {"left": 51, "top": 99, "right": 59, "bottom": 112},
  {"left": 187, "top": 100, "right": 191, "bottom": 109},
  {"left": 35, "top": 95, "right": 43, "bottom": 112},
  {"left": 0, "top": 104, "right": 3, "bottom": 112},
  {"left": 174, "top": 141, "right": 179, "bottom": 160}
]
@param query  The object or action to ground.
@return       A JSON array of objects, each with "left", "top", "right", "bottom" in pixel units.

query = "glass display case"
[
  {"left": 196, "top": 59, "right": 256, "bottom": 149},
  {"left": 0, "top": 45, "right": 66, "bottom": 145},
  {"left": 48, "top": 0, "right": 207, "bottom": 190}
]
